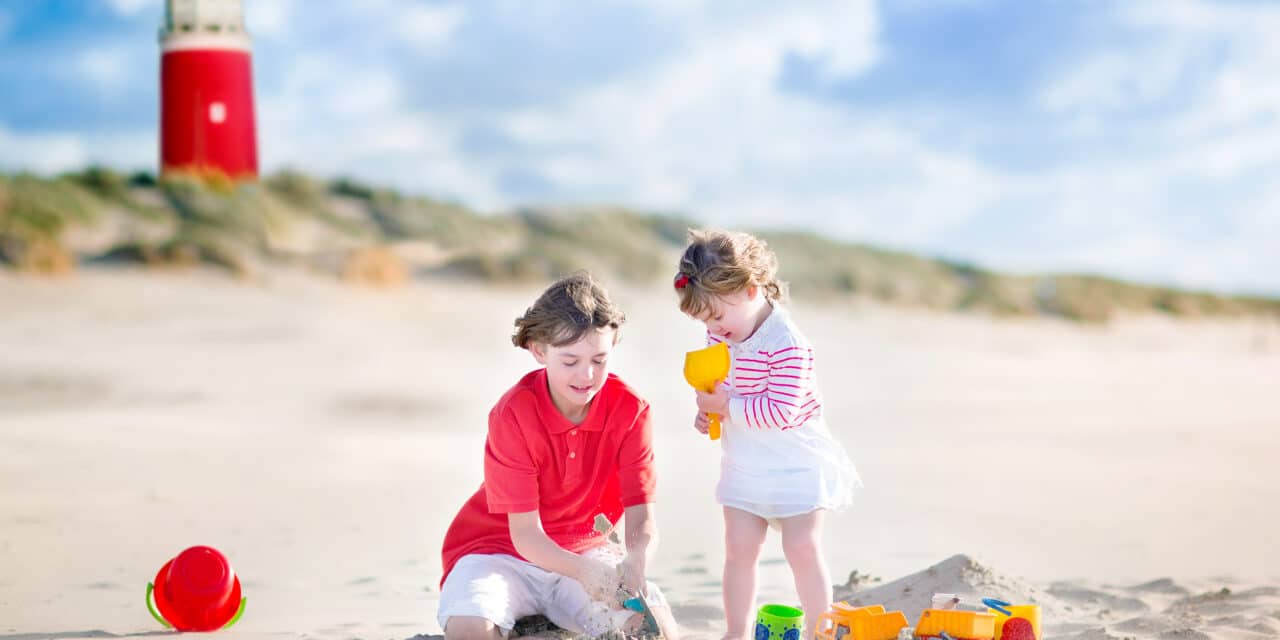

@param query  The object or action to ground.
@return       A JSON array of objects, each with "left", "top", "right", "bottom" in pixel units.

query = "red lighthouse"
[{"left": 159, "top": 0, "right": 258, "bottom": 181}]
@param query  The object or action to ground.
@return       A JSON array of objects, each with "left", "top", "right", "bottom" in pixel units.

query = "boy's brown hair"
[
  {"left": 674, "top": 229, "right": 787, "bottom": 319},
  {"left": 513, "top": 271, "right": 625, "bottom": 349}
]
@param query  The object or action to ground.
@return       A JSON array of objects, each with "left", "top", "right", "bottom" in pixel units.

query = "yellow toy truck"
[{"left": 815, "top": 602, "right": 909, "bottom": 640}]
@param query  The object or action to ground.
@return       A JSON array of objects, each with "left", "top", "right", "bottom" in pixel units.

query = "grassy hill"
[{"left": 2, "top": 167, "right": 1277, "bottom": 324}]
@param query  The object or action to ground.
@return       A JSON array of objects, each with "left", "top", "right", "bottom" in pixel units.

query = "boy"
[{"left": 438, "top": 272, "right": 678, "bottom": 639}]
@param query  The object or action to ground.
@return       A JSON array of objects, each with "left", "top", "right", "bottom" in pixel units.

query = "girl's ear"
[
  {"left": 529, "top": 342, "right": 548, "bottom": 365},
  {"left": 746, "top": 284, "right": 760, "bottom": 300}
]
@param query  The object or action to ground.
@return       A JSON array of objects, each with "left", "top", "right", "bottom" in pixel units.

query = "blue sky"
[{"left": 1, "top": 0, "right": 1277, "bottom": 295}]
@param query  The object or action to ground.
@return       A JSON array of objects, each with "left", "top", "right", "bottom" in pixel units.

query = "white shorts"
[
  {"left": 436, "top": 548, "right": 664, "bottom": 637},
  {"left": 722, "top": 501, "right": 818, "bottom": 520}
]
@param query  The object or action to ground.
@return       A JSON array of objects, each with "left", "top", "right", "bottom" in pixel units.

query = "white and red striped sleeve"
[{"left": 728, "top": 340, "right": 821, "bottom": 430}]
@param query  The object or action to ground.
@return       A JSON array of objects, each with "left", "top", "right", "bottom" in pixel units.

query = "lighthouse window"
[{"left": 209, "top": 102, "right": 227, "bottom": 124}]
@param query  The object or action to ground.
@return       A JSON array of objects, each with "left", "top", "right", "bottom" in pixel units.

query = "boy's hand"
[
  {"left": 692, "top": 411, "right": 710, "bottom": 434},
  {"left": 695, "top": 385, "right": 729, "bottom": 415},
  {"left": 576, "top": 555, "right": 621, "bottom": 602},
  {"left": 619, "top": 552, "right": 646, "bottom": 596}
]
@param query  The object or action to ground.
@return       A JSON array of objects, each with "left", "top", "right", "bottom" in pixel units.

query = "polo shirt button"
[
  {"left": 569, "top": 452, "right": 576, "bottom": 459},
  {"left": 571, "top": 430, "right": 578, "bottom": 436}
]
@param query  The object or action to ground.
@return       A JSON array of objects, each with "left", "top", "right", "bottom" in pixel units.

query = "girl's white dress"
[{"left": 712, "top": 304, "right": 862, "bottom": 519}]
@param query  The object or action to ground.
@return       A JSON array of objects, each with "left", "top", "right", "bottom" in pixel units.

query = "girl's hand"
[
  {"left": 692, "top": 411, "right": 710, "bottom": 434},
  {"left": 695, "top": 385, "right": 729, "bottom": 415}
]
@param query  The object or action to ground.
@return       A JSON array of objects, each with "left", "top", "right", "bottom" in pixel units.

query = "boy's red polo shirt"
[{"left": 440, "top": 369, "right": 656, "bottom": 583}]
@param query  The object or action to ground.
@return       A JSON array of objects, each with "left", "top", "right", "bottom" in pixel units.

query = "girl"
[{"left": 673, "top": 229, "right": 861, "bottom": 640}]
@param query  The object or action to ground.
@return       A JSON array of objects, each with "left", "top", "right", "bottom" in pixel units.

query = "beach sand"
[{"left": 1, "top": 268, "right": 1278, "bottom": 639}]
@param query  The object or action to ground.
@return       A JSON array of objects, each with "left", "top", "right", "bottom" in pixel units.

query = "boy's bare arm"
[
  {"left": 621, "top": 503, "right": 680, "bottom": 639},
  {"left": 508, "top": 511, "right": 618, "bottom": 599},
  {"left": 621, "top": 503, "right": 658, "bottom": 591}
]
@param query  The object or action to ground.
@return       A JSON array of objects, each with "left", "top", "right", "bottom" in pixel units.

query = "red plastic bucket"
[{"left": 148, "top": 546, "right": 244, "bottom": 631}]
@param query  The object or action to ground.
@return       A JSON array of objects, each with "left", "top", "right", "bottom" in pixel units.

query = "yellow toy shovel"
[{"left": 684, "top": 342, "right": 730, "bottom": 440}]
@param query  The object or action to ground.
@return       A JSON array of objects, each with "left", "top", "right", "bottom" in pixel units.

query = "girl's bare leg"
[
  {"left": 723, "top": 506, "right": 768, "bottom": 640},
  {"left": 779, "top": 510, "right": 830, "bottom": 640}
]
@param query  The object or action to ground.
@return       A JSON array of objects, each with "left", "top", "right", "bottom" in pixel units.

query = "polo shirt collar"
[{"left": 536, "top": 368, "right": 606, "bottom": 434}]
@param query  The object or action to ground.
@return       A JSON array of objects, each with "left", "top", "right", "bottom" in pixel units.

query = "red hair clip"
[{"left": 674, "top": 273, "right": 690, "bottom": 289}]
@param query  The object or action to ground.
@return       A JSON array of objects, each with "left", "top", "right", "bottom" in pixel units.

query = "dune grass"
[{"left": 2, "top": 168, "right": 1276, "bottom": 322}]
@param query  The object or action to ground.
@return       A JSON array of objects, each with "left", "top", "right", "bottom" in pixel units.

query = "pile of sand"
[
  {"left": 834, "top": 554, "right": 1280, "bottom": 640},
  {"left": 837, "top": 554, "right": 1063, "bottom": 621}
]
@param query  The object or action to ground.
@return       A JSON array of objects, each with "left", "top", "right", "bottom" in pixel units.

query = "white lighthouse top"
[{"left": 160, "top": 0, "right": 251, "bottom": 51}]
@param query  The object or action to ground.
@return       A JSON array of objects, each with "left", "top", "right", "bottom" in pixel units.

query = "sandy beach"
[{"left": 2, "top": 268, "right": 1278, "bottom": 639}]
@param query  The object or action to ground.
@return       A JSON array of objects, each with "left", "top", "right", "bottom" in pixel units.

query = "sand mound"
[
  {"left": 1126, "top": 579, "right": 1193, "bottom": 597},
  {"left": 831, "top": 557, "right": 1280, "bottom": 639},
  {"left": 1048, "top": 582, "right": 1149, "bottom": 614},
  {"left": 835, "top": 554, "right": 1064, "bottom": 622}
]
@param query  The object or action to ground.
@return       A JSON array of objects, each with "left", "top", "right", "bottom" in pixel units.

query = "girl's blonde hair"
[
  {"left": 512, "top": 271, "right": 625, "bottom": 349},
  {"left": 674, "top": 229, "right": 787, "bottom": 318}
]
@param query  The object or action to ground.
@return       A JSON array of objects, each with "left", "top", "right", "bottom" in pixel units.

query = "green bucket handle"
[
  {"left": 145, "top": 583, "right": 172, "bottom": 629},
  {"left": 225, "top": 596, "right": 246, "bottom": 628},
  {"left": 146, "top": 582, "right": 246, "bottom": 630}
]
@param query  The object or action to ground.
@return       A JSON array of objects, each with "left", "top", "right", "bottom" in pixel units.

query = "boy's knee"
[{"left": 444, "top": 616, "right": 505, "bottom": 640}]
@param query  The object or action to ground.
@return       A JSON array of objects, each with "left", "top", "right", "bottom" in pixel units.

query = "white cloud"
[
  {"left": 328, "top": 71, "right": 401, "bottom": 117},
  {"left": 0, "top": 125, "right": 89, "bottom": 174},
  {"left": 1038, "top": 47, "right": 1193, "bottom": 115},
  {"left": 767, "top": 1, "right": 879, "bottom": 81},
  {"left": 253, "top": 47, "right": 500, "bottom": 208},
  {"left": 957, "top": 139, "right": 1277, "bottom": 293},
  {"left": 397, "top": 4, "right": 466, "bottom": 52},
  {"left": 1042, "top": 0, "right": 1280, "bottom": 128},
  {"left": 1005, "top": 0, "right": 1280, "bottom": 291},
  {"left": 0, "top": 125, "right": 152, "bottom": 176},
  {"left": 104, "top": 0, "right": 155, "bottom": 17},
  {"left": 75, "top": 46, "right": 133, "bottom": 93},
  {"left": 246, "top": 0, "right": 913, "bottom": 229},
  {"left": 246, "top": 0, "right": 293, "bottom": 39},
  {"left": 489, "top": 1, "right": 1006, "bottom": 246},
  {"left": 86, "top": 131, "right": 155, "bottom": 170}
]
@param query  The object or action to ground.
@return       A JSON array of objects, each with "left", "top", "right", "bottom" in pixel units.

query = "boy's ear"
[{"left": 529, "top": 342, "right": 548, "bottom": 365}]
